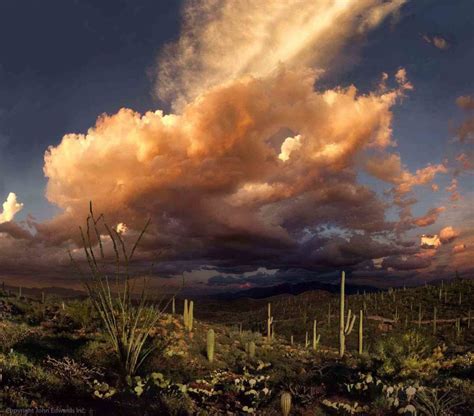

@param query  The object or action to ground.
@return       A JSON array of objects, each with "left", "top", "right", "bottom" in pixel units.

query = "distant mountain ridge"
[{"left": 213, "top": 280, "right": 380, "bottom": 300}]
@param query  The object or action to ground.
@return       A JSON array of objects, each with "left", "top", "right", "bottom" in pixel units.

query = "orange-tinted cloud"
[
  {"left": 439, "top": 226, "right": 459, "bottom": 244},
  {"left": 455, "top": 95, "right": 474, "bottom": 143},
  {"left": 456, "top": 95, "right": 474, "bottom": 111},
  {"left": 156, "top": 0, "right": 407, "bottom": 108},
  {"left": 41, "top": 68, "right": 409, "bottom": 259},
  {"left": 452, "top": 244, "right": 466, "bottom": 254},
  {"left": 364, "top": 152, "right": 447, "bottom": 194},
  {"left": 412, "top": 207, "right": 445, "bottom": 227},
  {"left": 446, "top": 178, "right": 461, "bottom": 202}
]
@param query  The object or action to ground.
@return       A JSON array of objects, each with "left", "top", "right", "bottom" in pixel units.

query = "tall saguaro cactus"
[
  {"left": 267, "top": 302, "right": 273, "bottom": 342},
  {"left": 312, "top": 319, "right": 321, "bottom": 351},
  {"left": 183, "top": 299, "right": 189, "bottom": 327},
  {"left": 207, "top": 329, "right": 215, "bottom": 363},
  {"left": 358, "top": 310, "right": 363, "bottom": 354},
  {"left": 339, "top": 271, "right": 356, "bottom": 358},
  {"left": 188, "top": 301, "right": 194, "bottom": 332}
]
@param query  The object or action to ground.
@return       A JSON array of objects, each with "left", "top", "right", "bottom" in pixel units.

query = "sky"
[{"left": 0, "top": 0, "right": 473, "bottom": 294}]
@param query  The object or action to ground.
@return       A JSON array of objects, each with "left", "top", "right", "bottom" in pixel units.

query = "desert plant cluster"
[{"left": 0, "top": 271, "right": 472, "bottom": 415}]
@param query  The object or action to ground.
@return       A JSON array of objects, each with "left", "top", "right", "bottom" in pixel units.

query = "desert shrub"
[
  {"left": 66, "top": 299, "right": 95, "bottom": 329},
  {"left": 413, "top": 387, "right": 464, "bottom": 416},
  {"left": 78, "top": 339, "right": 115, "bottom": 369},
  {"left": 0, "top": 322, "right": 31, "bottom": 353},
  {"left": 373, "top": 331, "right": 437, "bottom": 378},
  {"left": 45, "top": 355, "right": 103, "bottom": 391}
]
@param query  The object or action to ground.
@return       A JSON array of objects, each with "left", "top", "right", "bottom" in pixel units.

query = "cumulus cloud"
[
  {"left": 439, "top": 226, "right": 459, "bottom": 244},
  {"left": 37, "top": 66, "right": 418, "bottom": 280},
  {"left": 0, "top": 193, "right": 23, "bottom": 224},
  {"left": 364, "top": 153, "right": 446, "bottom": 194}
]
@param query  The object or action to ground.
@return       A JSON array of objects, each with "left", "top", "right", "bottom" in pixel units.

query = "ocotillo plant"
[
  {"left": 312, "top": 319, "right": 320, "bottom": 351},
  {"left": 339, "top": 271, "right": 356, "bottom": 358},
  {"left": 267, "top": 302, "right": 273, "bottom": 342},
  {"left": 433, "top": 307, "right": 437, "bottom": 334},
  {"left": 207, "top": 329, "right": 215, "bottom": 363},
  {"left": 358, "top": 310, "right": 363, "bottom": 354},
  {"left": 281, "top": 392, "right": 292, "bottom": 416}
]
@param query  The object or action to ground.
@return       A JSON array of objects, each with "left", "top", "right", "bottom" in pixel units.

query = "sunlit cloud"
[{"left": 0, "top": 192, "right": 23, "bottom": 224}]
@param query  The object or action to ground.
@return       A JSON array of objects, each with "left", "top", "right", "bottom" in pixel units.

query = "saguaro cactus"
[
  {"left": 455, "top": 318, "right": 461, "bottom": 340},
  {"left": 171, "top": 296, "right": 176, "bottom": 314},
  {"left": 267, "top": 302, "right": 273, "bottom": 342},
  {"left": 188, "top": 301, "right": 194, "bottom": 332},
  {"left": 312, "top": 319, "right": 321, "bottom": 351},
  {"left": 305, "top": 331, "right": 309, "bottom": 349},
  {"left": 281, "top": 392, "right": 292, "bottom": 416},
  {"left": 358, "top": 310, "right": 363, "bottom": 354},
  {"left": 249, "top": 341, "right": 256, "bottom": 358},
  {"left": 207, "top": 329, "right": 215, "bottom": 363},
  {"left": 418, "top": 304, "right": 422, "bottom": 328},
  {"left": 339, "top": 271, "right": 356, "bottom": 358},
  {"left": 183, "top": 299, "right": 189, "bottom": 328},
  {"left": 18, "top": 286, "right": 22, "bottom": 299},
  {"left": 41, "top": 291, "right": 45, "bottom": 304}
]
